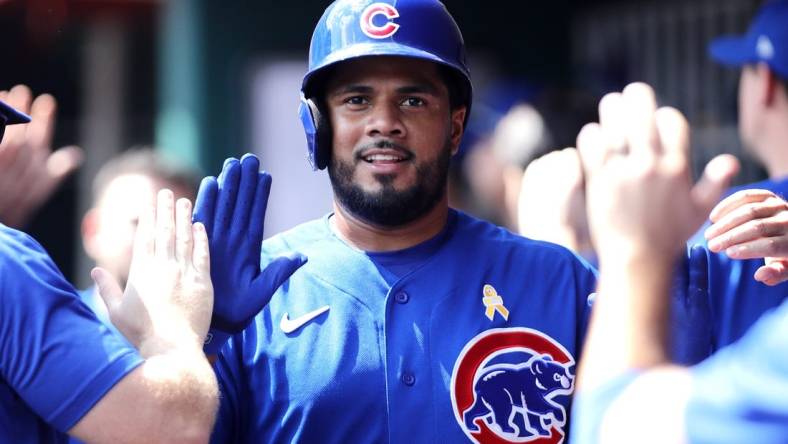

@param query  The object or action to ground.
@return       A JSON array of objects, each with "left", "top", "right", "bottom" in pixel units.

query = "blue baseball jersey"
[
  {"left": 76, "top": 287, "right": 123, "bottom": 338},
  {"left": 688, "top": 177, "right": 788, "bottom": 350},
  {"left": 0, "top": 225, "right": 143, "bottom": 443},
  {"left": 686, "top": 297, "right": 788, "bottom": 443},
  {"left": 212, "top": 210, "right": 597, "bottom": 443}
]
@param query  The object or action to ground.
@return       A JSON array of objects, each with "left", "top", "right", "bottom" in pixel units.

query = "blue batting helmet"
[
  {"left": 298, "top": 0, "right": 473, "bottom": 170},
  {"left": 0, "top": 99, "right": 31, "bottom": 143}
]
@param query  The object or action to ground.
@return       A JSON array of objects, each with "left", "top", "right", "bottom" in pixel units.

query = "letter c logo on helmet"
[{"left": 360, "top": 3, "right": 400, "bottom": 39}]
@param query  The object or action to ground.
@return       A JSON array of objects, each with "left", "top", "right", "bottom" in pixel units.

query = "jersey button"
[
  {"left": 394, "top": 291, "right": 409, "bottom": 304},
  {"left": 401, "top": 372, "right": 416, "bottom": 386}
]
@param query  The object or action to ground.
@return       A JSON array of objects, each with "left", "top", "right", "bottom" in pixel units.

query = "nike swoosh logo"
[{"left": 280, "top": 305, "right": 330, "bottom": 334}]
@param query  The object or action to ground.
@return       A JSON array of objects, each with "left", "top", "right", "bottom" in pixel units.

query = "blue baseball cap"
[
  {"left": 0, "top": 100, "right": 31, "bottom": 142},
  {"left": 0, "top": 99, "right": 30, "bottom": 126},
  {"left": 709, "top": 0, "right": 788, "bottom": 78}
]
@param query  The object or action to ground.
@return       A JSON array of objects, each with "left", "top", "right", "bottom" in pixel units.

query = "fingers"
[
  {"left": 233, "top": 154, "right": 260, "bottom": 226},
  {"left": 46, "top": 145, "right": 84, "bottom": 182},
  {"left": 654, "top": 107, "right": 689, "bottom": 165},
  {"left": 621, "top": 83, "right": 661, "bottom": 160},
  {"left": 576, "top": 123, "right": 605, "bottom": 177},
  {"left": 91, "top": 267, "right": 124, "bottom": 312},
  {"left": 215, "top": 158, "right": 241, "bottom": 235},
  {"left": 26, "top": 94, "right": 57, "bottom": 155},
  {"left": 716, "top": 235, "right": 788, "bottom": 260},
  {"left": 176, "top": 198, "right": 194, "bottom": 264},
  {"left": 687, "top": 245, "right": 709, "bottom": 294},
  {"left": 193, "top": 176, "right": 218, "bottom": 234},
  {"left": 692, "top": 155, "right": 740, "bottom": 231},
  {"left": 704, "top": 189, "right": 785, "bottom": 254},
  {"left": 249, "top": 172, "right": 273, "bottom": 245},
  {"left": 708, "top": 189, "right": 776, "bottom": 224},
  {"left": 252, "top": 253, "right": 308, "bottom": 302},
  {"left": 192, "top": 222, "right": 211, "bottom": 275},
  {"left": 156, "top": 189, "right": 176, "bottom": 260},
  {"left": 754, "top": 259, "right": 788, "bottom": 286},
  {"left": 598, "top": 92, "right": 627, "bottom": 157},
  {"left": 132, "top": 196, "right": 156, "bottom": 263}
]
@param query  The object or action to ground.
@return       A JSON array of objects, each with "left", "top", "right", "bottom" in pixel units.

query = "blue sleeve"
[
  {"left": 0, "top": 227, "right": 143, "bottom": 432},
  {"left": 211, "top": 333, "right": 246, "bottom": 443},
  {"left": 686, "top": 299, "right": 788, "bottom": 444},
  {"left": 572, "top": 254, "right": 598, "bottom": 351},
  {"left": 569, "top": 371, "right": 642, "bottom": 444}
]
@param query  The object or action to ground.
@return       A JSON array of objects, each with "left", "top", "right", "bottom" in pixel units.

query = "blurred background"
[{"left": 0, "top": 0, "right": 764, "bottom": 286}]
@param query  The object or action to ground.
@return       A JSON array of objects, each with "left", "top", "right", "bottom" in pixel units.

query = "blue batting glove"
[
  {"left": 670, "top": 245, "right": 713, "bottom": 365},
  {"left": 194, "top": 154, "right": 307, "bottom": 347}
]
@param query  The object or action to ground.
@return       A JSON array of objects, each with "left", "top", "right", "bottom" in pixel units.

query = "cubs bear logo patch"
[{"left": 451, "top": 328, "right": 575, "bottom": 443}]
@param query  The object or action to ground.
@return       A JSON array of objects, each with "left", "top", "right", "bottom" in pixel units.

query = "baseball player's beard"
[{"left": 328, "top": 141, "right": 451, "bottom": 228}]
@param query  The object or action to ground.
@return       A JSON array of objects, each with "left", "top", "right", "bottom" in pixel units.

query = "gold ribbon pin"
[{"left": 482, "top": 284, "right": 509, "bottom": 321}]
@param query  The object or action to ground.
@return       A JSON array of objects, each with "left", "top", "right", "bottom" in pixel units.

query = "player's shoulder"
[
  {"left": 452, "top": 209, "right": 592, "bottom": 267},
  {"left": 0, "top": 224, "right": 54, "bottom": 273},
  {"left": 0, "top": 225, "right": 74, "bottom": 304}
]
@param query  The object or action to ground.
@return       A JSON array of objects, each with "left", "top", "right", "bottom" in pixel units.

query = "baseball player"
[
  {"left": 571, "top": 82, "right": 788, "bottom": 444},
  {"left": 686, "top": 0, "right": 788, "bottom": 350},
  {"left": 0, "top": 98, "right": 218, "bottom": 442},
  {"left": 196, "top": 1, "right": 597, "bottom": 442}
]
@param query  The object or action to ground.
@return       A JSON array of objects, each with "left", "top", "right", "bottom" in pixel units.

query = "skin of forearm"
[
  {"left": 578, "top": 250, "right": 675, "bottom": 391},
  {"left": 70, "top": 347, "right": 218, "bottom": 444},
  {"left": 134, "top": 323, "right": 218, "bottom": 442},
  {"left": 138, "top": 350, "right": 219, "bottom": 443}
]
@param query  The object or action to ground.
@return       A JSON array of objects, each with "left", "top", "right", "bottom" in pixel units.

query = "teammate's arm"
[
  {"left": 68, "top": 190, "right": 218, "bottom": 443},
  {"left": 571, "top": 83, "right": 738, "bottom": 443}
]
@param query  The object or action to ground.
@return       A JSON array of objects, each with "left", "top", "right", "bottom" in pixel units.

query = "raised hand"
[
  {"left": 0, "top": 85, "right": 83, "bottom": 228},
  {"left": 704, "top": 189, "right": 788, "bottom": 285},
  {"left": 577, "top": 83, "right": 739, "bottom": 261},
  {"left": 193, "top": 154, "right": 307, "bottom": 338},
  {"left": 91, "top": 190, "right": 213, "bottom": 355},
  {"left": 518, "top": 148, "right": 593, "bottom": 256}
]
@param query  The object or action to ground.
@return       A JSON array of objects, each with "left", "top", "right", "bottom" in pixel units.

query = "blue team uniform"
[
  {"left": 686, "top": 297, "right": 788, "bottom": 443},
  {"left": 0, "top": 225, "right": 143, "bottom": 443},
  {"left": 212, "top": 210, "right": 597, "bottom": 443},
  {"left": 689, "top": 177, "right": 788, "bottom": 350}
]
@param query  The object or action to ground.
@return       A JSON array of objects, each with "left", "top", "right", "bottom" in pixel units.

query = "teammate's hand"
[
  {"left": 670, "top": 245, "right": 713, "bottom": 365},
  {"left": 92, "top": 190, "right": 214, "bottom": 356},
  {"left": 577, "top": 83, "right": 739, "bottom": 262},
  {"left": 193, "top": 153, "right": 307, "bottom": 334},
  {"left": 0, "top": 85, "right": 83, "bottom": 228},
  {"left": 704, "top": 189, "right": 788, "bottom": 286},
  {"left": 518, "top": 148, "right": 592, "bottom": 256}
]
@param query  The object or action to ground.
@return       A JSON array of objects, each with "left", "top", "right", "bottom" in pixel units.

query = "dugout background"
[{"left": 0, "top": 0, "right": 765, "bottom": 286}]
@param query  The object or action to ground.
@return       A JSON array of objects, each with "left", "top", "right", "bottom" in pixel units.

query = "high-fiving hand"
[
  {"left": 577, "top": 83, "right": 739, "bottom": 261},
  {"left": 92, "top": 190, "right": 213, "bottom": 356},
  {"left": 0, "top": 85, "right": 83, "bottom": 228},
  {"left": 193, "top": 154, "right": 307, "bottom": 339}
]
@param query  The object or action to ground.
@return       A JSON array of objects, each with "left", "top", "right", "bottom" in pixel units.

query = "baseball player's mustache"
[{"left": 354, "top": 140, "right": 414, "bottom": 161}]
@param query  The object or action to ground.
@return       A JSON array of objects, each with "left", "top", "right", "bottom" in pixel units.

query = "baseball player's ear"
[
  {"left": 449, "top": 106, "right": 467, "bottom": 154},
  {"left": 761, "top": 63, "right": 781, "bottom": 106},
  {"left": 81, "top": 208, "right": 100, "bottom": 260}
]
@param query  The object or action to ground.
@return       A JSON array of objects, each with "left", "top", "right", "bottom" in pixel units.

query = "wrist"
[
  {"left": 136, "top": 322, "right": 204, "bottom": 359},
  {"left": 203, "top": 328, "right": 233, "bottom": 356}
]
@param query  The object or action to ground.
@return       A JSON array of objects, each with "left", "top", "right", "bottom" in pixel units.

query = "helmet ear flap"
[{"left": 298, "top": 97, "right": 332, "bottom": 170}]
